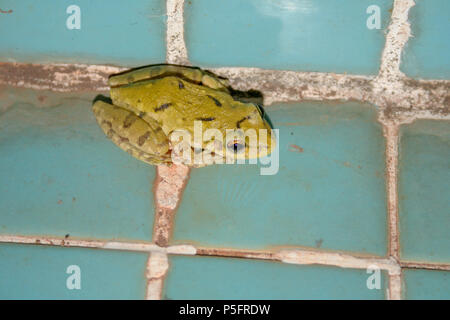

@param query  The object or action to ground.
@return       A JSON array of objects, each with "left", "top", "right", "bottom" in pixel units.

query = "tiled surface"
[
  {"left": 0, "top": 88, "right": 155, "bottom": 241},
  {"left": 172, "top": 102, "right": 387, "bottom": 256},
  {"left": 164, "top": 255, "right": 386, "bottom": 299},
  {"left": 398, "top": 120, "right": 450, "bottom": 263},
  {"left": 0, "top": 0, "right": 166, "bottom": 66},
  {"left": 401, "top": 0, "right": 450, "bottom": 79},
  {"left": 0, "top": 243, "right": 148, "bottom": 299},
  {"left": 402, "top": 269, "right": 450, "bottom": 300},
  {"left": 185, "top": 0, "right": 392, "bottom": 74}
]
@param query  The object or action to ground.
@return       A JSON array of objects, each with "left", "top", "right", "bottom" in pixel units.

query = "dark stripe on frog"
[
  {"left": 138, "top": 131, "right": 151, "bottom": 146},
  {"left": 236, "top": 116, "right": 251, "bottom": 128},
  {"left": 206, "top": 95, "right": 222, "bottom": 107},
  {"left": 154, "top": 103, "right": 172, "bottom": 112},
  {"left": 196, "top": 117, "right": 215, "bottom": 121},
  {"left": 138, "top": 111, "right": 146, "bottom": 118},
  {"left": 123, "top": 113, "right": 138, "bottom": 128}
]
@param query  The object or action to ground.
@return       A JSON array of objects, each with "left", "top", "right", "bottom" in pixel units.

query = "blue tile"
[
  {"left": 0, "top": 88, "right": 155, "bottom": 241},
  {"left": 185, "top": 0, "right": 392, "bottom": 74},
  {"left": 401, "top": 0, "right": 450, "bottom": 79},
  {"left": 0, "top": 243, "right": 148, "bottom": 299},
  {"left": 0, "top": 0, "right": 166, "bottom": 66},
  {"left": 403, "top": 269, "right": 450, "bottom": 300},
  {"left": 164, "top": 255, "right": 386, "bottom": 299},
  {"left": 399, "top": 120, "right": 450, "bottom": 263},
  {"left": 172, "top": 102, "right": 387, "bottom": 255}
]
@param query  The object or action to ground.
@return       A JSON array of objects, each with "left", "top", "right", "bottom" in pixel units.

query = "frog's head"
[
  {"left": 193, "top": 101, "right": 275, "bottom": 163},
  {"left": 225, "top": 103, "right": 275, "bottom": 161}
]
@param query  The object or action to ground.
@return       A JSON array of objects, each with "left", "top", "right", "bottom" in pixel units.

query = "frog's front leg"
[
  {"left": 92, "top": 100, "right": 172, "bottom": 165},
  {"left": 108, "top": 65, "right": 229, "bottom": 91}
]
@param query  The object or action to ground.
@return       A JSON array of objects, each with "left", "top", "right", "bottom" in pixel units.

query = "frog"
[{"left": 92, "top": 65, "right": 275, "bottom": 167}]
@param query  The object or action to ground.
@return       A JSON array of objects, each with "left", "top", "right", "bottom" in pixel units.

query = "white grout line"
[
  {"left": 0, "top": 234, "right": 196, "bottom": 254},
  {"left": 211, "top": 67, "right": 375, "bottom": 106},
  {"left": 166, "top": 0, "right": 188, "bottom": 65},
  {"left": 3, "top": 234, "right": 449, "bottom": 271},
  {"left": 0, "top": 234, "right": 404, "bottom": 272}
]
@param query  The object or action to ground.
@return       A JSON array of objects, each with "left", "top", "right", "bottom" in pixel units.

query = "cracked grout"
[
  {"left": 0, "top": 0, "right": 448, "bottom": 300},
  {"left": 1, "top": 234, "right": 449, "bottom": 271}
]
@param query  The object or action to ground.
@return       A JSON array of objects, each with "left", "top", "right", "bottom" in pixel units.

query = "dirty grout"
[{"left": 384, "top": 124, "right": 400, "bottom": 261}]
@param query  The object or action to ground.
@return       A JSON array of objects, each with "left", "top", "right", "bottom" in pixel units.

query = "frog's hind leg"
[
  {"left": 93, "top": 100, "right": 171, "bottom": 165},
  {"left": 108, "top": 65, "right": 229, "bottom": 91}
]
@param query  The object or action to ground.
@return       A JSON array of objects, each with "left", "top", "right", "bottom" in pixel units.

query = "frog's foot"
[
  {"left": 108, "top": 65, "right": 230, "bottom": 91},
  {"left": 93, "top": 100, "right": 172, "bottom": 166}
]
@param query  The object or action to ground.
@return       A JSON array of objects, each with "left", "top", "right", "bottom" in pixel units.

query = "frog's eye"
[{"left": 227, "top": 140, "right": 245, "bottom": 153}]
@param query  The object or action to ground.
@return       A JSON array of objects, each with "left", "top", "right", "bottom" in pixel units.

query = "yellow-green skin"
[{"left": 92, "top": 65, "right": 274, "bottom": 167}]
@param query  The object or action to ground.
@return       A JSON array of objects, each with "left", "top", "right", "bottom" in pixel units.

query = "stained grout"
[
  {"left": 166, "top": 0, "right": 189, "bottom": 65},
  {"left": 0, "top": 0, "right": 448, "bottom": 300},
  {"left": 0, "top": 62, "right": 448, "bottom": 122},
  {"left": 145, "top": 0, "right": 190, "bottom": 298},
  {"left": 146, "top": 251, "right": 169, "bottom": 300},
  {"left": 400, "top": 261, "right": 450, "bottom": 271}
]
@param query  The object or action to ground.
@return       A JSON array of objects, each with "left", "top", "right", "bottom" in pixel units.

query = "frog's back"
[{"left": 110, "top": 76, "right": 256, "bottom": 132}]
